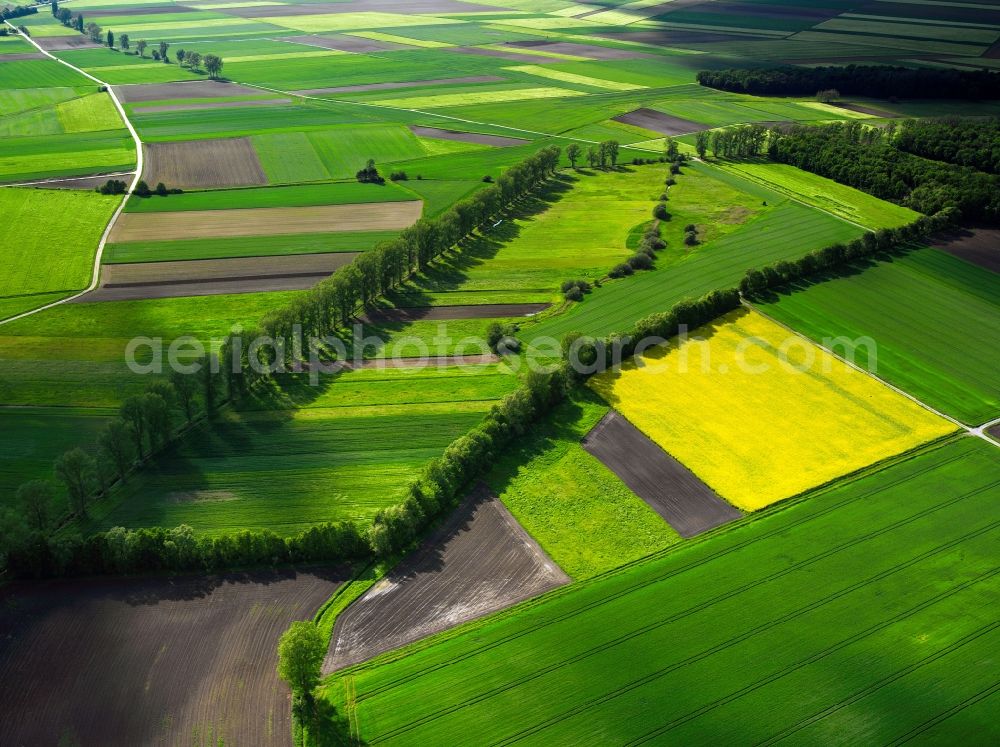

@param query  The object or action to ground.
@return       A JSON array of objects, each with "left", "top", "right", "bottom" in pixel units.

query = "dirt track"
[
  {"left": 0, "top": 568, "right": 346, "bottom": 746},
  {"left": 582, "top": 411, "right": 742, "bottom": 537},
  {"left": 614, "top": 108, "right": 708, "bottom": 136},
  {"left": 324, "top": 483, "right": 568, "bottom": 672},
  {"left": 78, "top": 252, "right": 360, "bottom": 301},
  {"left": 409, "top": 125, "right": 527, "bottom": 147},
  {"left": 363, "top": 302, "right": 548, "bottom": 323},
  {"left": 110, "top": 200, "right": 422, "bottom": 242},
  {"left": 143, "top": 138, "right": 268, "bottom": 189},
  {"left": 931, "top": 227, "right": 1000, "bottom": 273}
]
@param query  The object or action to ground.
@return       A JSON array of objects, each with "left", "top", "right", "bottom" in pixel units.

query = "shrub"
[
  {"left": 483, "top": 175, "right": 494, "bottom": 183},
  {"left": 684, "top": 223, "right": 696, "bottom": 232},
  {"left": 659, "top": 192, "right": 669, "bottom": 201},
  {"left": 609, "top": 262, "right": 634, "bottom": 278},
  {"left": 389, "top": 171, "right": 408, "bottom": 181},
  {"left": 684, "top": 232, "right": 699, "bottom": 246},
  {"left": 643, "top": 236, "right": 666, "bottom": 252},
  {"left": 665, "top": 177, "right": 676, "bottom": 186},
  {"left": 565, "top": 286, "right": 584, "bottom": 302},
  {"left": 627, "top": 252, "right": 653, "bottom": 270},
  {"left": 670, "top": 163, "right": 681, "bottom": 175},
  {"left": 134, "top": 180, "right": 151, "bottom": 197},
  {"left": 652, "top": 202, "right": 669, "bottom": 220},
  {"left": 485, "top": 321, "right": 504, "bottom": 351},
  {"left": 561, "top": 278, "right": 592, "bottom": 295}
]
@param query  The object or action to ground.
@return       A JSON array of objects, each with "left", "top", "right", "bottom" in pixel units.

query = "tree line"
[
  {"left": 697, "top": 65, "right": 1000, "bottom": 100},
  {"left": 2, "top": 147, "right": 563, "bottom": 579},
  {"left": 894, "top": 117, "right": 1000, "bottom": 175},
  {"left": 768, "top": 121, "right": 1000, "bottom": 222},
  {"left": 739, "top": 209, "right": 956, "bottom": 298},
  {"left": 2, "top": 4, "right": 37, "bottom": 20}
]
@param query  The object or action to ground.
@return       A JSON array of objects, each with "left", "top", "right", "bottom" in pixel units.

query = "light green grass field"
[
  {"left": 759, "top": 247, "right": 1000, "bottom": 425},
  {"left": 0, "top": 188, "right": 119, "bottom": 303},
  {"left": 323, "top": 437, "right": 1000, "bottom": 745},
  {"left": 55, "top": 92, "right": 125, "bottom": 133},
  {"left": 0, "top": 131, "right": 135, "bottom": 182}
]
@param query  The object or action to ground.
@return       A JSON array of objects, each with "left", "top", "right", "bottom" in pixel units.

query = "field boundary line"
[
  {"left": 0, "top": 22, "right": 144, "bottom": 327},
  {"left": 748, "top": 303, "right": 996, "bottom": 447},
  {"left": 0, "top": 171, "right": 136, "bottom": 188}
]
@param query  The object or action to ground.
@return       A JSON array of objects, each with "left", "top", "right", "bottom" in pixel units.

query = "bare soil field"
[
  {"left": 116, "top": 80, "right": 264, "bottom": 103},
  {"left": 582, "top": 411, "right": 742, "bottom": 537},
  {"left": 363, "top": 302, "right": 547, "bottom": 323},
  {"left": 988, "top": 423, "right": 1000, "bottom": 441},
  {"left": 836, "top": 102, "right": 899, "bottom": 117},
  {"left": 133, "top": 98, "right": 292, "bottom": 114},
  {"left": 0, "top": 568, "right": 346, "bottom": 746},
  {"left": 25, "top": 173, "right": 134, "bottom": 189},
  {"left": 0, "top": 52, "right": 46, "bottom": 61},
  {"left": 505, "top": 40, "right": 656, "bottom": 60},
  {"left": 143, "top": 138, "right": 267, "bottom": 189},
  {"left": 35, "top": 36, "right": 101, "bottom": 51},
  {"left": 409, "top": 125, "right": 527, "bottom": 147},
  {"left": 282, "top": 34, "right": 412, "bottom": 53},
  {"left": 324, "top": 483, "right": 568, "bottom": 673},
  {"left": 613, "top": 107, "right": 708, "bottom": 136},
  {"left": 931, "top": 227, "right": 1000, "bottom": 273},
  {"left": 295, "top": 75, "right": 504, "bottom": 95},
  {"left": 110, "top": 200, "right": 422, "bottom": 241}
]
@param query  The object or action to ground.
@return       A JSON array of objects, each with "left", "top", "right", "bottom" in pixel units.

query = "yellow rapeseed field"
[{"left": 588, "top": 308, "right": 956, "bottom": 511}]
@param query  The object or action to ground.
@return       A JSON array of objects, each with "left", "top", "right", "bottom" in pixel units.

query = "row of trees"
[
  {"left": 2, "top": 4, "right": 36, "bottom": 20},
  {"left": 176, "top": 49, "right": 223, "bottom": 78},
  {"left": 699, "top": 124, "right": 769, "bottom": 159},
  {"left": 739, "top": 209, "right": 956, "bottom": 298},
  {"left": 768, "top": 121, "right": 1000, "bottom": 221},
  {"left": 697, "top": 65, "right": 1000, "bottom": 100},
  {"left": 894, "top": 116, "right": 1000, "bottom": 175},
  {"left": 565, "top": 140, "right": 621, "bottom": 170}
]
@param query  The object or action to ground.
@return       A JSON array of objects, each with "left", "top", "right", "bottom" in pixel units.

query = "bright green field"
[
  {"left": 0, "top": 188, "right": 119, "bottom": 306},
  {"left": 81, "top": 365, "right": 518, "bottom": 535},
  {"left": 123, "top": 180, "right": 415, "bottom": 212},
  {"left": 760, "top": 248, "right": 1000, "bottom": 426},
  {"left": 488, "top": 390, "right": 679, "bottom": 580},
  {"left": 526, "top": 163, "right": 863, "bottom": 341},
  {"left": 714, "top": 160, "right": 920, "bottom": 229},
  {"left": 103, "top": 230, "right": 400, "bottom": 263},
  {"left": 0, "top": 131, "right": 135, "bottom": 182},
  {"left": 324, "top": 437, "right": 1000, "bottom": 744}
]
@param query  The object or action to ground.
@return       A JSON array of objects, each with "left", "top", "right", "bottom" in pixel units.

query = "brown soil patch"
[
  {"left": 80, "top": 252, "right": 361, "bottom": 301},
  {"left": 505, "top": 40, "right": 656, "bottom": 60},
  {"left": 294, "top": 75, "right": 504, "bottom": 96},
  {"left": 930, "top": 227, "right": 1000, "bottom": 274},
  {"left": 110, "top": 201, "right": 422, "bottom": 242},
  {"left": 363, "top": 302, "right": 548, "bottom": 323},
  {"left": 115, "top": 80, "right": 264, "bottom": 104},
  {"left": 133, "top": 98, "right": 292, "bottom": 113},
  {"left": 582, "top": 411, "right": 742, "bottom": 537},
  {"left": 324, "top": 483, "right": 568, "bottom": 673},
  {"left": 613, "top": 107, "right": 708, "bottom": 136},
  {"left": 988, "top": 423, "right": 1000, "bottom": 442},
  {"left": 409, "top": 125, "right": 527, "bottom": 147},
  {"left": 721, "top": 206, "right": 752, "bottom": 224},
  {"left": 168, "top": 489, "right": 238, "bottom": 503},
  {"left": 0, "top": 568, "right": 347, "bottom": 746},
  {"left": 34, "top": 36, "right": 102, "bottom": 51},
  {"left": 143, "top": 138, "right": 267, "bottom": 189},
  {"left": 836, "top": 102, "right": 899, "bottom": 118},
  {"left": 87, "top": 4, "right": 196, "bottom": 15}
]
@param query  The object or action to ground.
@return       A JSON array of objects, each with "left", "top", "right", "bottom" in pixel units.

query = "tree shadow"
[{"left": 309, "top": 697, "right": 366, "bottom": 747}]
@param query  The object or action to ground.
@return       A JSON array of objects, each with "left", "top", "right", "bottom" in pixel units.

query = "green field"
[
  {"left": 80, "top": 365, "right": 518, "bottom": 535},
  {"left": 0, "top": 188, "right": 119, "bottom": 310},
  {"left": 759, "top": 247, "right": 1000, "bottom": 425},
  {"left": 323, "top": 437, "right": 1000, "bottom": 744},
  {"left": 525, "top": 163, "right": 863, "bottom": 341}
]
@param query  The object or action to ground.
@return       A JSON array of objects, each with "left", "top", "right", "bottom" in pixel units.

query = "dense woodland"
[
  {"left": 895, "top": 117, "right": 1000, "bottom": 174},
  {"left": 697, "top": 65, "right": 1000, "bottom": 99},
  {"left": 768, "top": 122, "right": 1000, "bottom": 222}
]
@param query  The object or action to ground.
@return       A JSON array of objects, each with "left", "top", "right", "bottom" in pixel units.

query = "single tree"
[
  {"left": 695, "top": 130, "right": 709, "bottom": 159},
  {"left": 106, "top": 29, "right": 114, "bottom": 48},
  {"left": 98, "top": 419, "right": 134, "bottom": 481},
  {"left": 119, "top": 32, "right": 128, "bottom": 51},
  {"left": 566, "top": 143, "right": 582, "bottom": 170},
  {"left": 74, "top": 14, "right": 83, "bottom": 32},
  {"left": 816, "top": 88, "right": 840, "bottom": 104},
  {"left": 664, "top": 136, "right": 679, "bottom": 162},
  {"left": 155, "top": 181, "right": 168, "bottom": 196},
  {"left": 136, "top": 38, "right": 147, "bottom": 57},
  {"left": 85, "top": 22, "right": 101, "bottom": 43},
  {"left": 176, "top": 48, "right": 185, "bottom": 65},
  {"left": 143, "top": 392, "right": 172, "bottom": 450},
  {"left": 586, "top": 145, "right": 599, "bottom": 169},
  {"left": 185, "top": 51, "right": 201, "bottom": 71},
  {"left": 17, "top": 480, "right": 55, "bottom": 533},
  {"left": 606, "top": 140, "right": 620, "bottom": 167},
  {"left": 203, "top": 54, "right": 222, "bottom": 79},
  {"left": 51, "top": 0, "right": 58, "bottom": 16},
  {"left": 120, "top": 395, "right": 147, "bottom": 458},
  {"left": 158, "top": 40, "right": 169, "bottom": 62},
  {"left": 54, "top": 448, "right": 96, "bottom": 517},
  {"left": 56, "top": 7, "right": 71, "bottom": 25},
  {"left": 277, "top": 621, "right": 326, "bottom": 700},
  {"left": 170, "top": 370, "right": 199, "bottom": 423}
]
